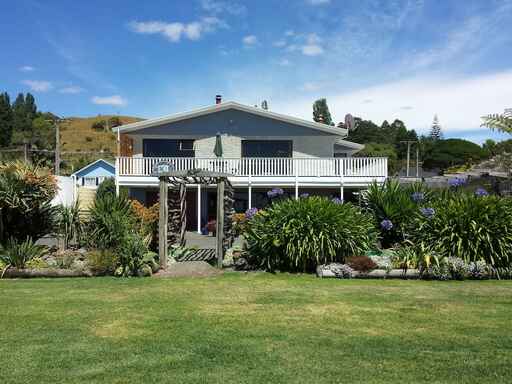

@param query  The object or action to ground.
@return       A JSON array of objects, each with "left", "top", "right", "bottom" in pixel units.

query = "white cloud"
[
  {"left": 242, "top": 35, "right": 258, "bottom": 46},
  {"left": 307, "top": 0, "right": 330, "bottom": 5},
  {"left": 91, "top": 95, "right": 127, "bottom": 106},
  {"left": 302, "top": 44, "right": 323, "bottom": 56},
  {"left": 59, "top": 86, "right": 84, "bottom": 94},
  {"left": 301, "top": 82, "right": 323, "bottom": 92},
  {"left": 200, "top": 0, "right": 246, "bottom": 15},
  {"left": 273, "top": 39, "right": 287, "bottom": 48},
  {"left": 128, "top": 17, "right": 221, "bottom": 42},
  {"left": 21, "top": 80, "right": 52, "bottom": 92},
  {"left": 19, "top": 65, "right": 35, "bottom": 72},
  {"left": 274, "top": 71, "right": 512, "bottom": 136},
  {"left": 277, "top": 58, "right": 291, "bottom": 66}
]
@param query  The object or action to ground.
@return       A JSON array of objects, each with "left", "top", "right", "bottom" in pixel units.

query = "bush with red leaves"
[{"left": 347, "top": 256, "right": 377, "bottom": 273}]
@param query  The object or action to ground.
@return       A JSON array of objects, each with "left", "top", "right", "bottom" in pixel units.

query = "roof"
[
  {"left": 71, "top": 158, "right": 115, "bottom": 177},
  {"left": 114, "top": 101, "right": 348, "bottom": 137},
  {"left": 334, "top": 138, "right": 365, "bottom": 150}
]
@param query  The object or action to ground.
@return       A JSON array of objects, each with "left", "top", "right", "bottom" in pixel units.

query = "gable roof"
[
  {"left": 113, "top": 101, "right": 348, "bottom": 137},
  {"left": 71, "top": 158, "right": 115, "bottom": 177},
  {"left": 334, "top": 138, "right": 365, "bottom": 151}
]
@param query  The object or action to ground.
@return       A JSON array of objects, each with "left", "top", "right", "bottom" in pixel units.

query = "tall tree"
[
  {"left": 430, "top": 114, "right": 443, "bottom": 140},
  {"left": 312, "top": 98, "right": 334, "bottom": 126},
  {"left": 0, "top": 92, "right": 13, "bottom": 147}
]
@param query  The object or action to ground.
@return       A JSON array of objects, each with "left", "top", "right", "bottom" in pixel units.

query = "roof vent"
[{"left": 215, "top": 95, "right": 222, "bottom": 104}]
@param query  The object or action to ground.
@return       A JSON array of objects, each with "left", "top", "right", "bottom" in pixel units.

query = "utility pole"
[
  {"left": 416, "top": 144, "right": 420, "bottom": 178},
  {"left": 55, "top": 120, "right": 60, "bottom": 176},
  {"left": 400, "top": 140, "right": 418, "bottom": 178},
  {"left": 23, "top": 140, "right": 30, "bottom": 163}
]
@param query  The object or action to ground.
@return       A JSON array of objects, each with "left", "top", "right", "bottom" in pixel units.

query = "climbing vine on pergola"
[{"left": 152, "top": 166, "right": 235, "bottom": 269}]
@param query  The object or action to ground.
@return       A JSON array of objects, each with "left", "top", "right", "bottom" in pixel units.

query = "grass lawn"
[{"left": 1, "top": 274, "right": 511, "bottom": 383}]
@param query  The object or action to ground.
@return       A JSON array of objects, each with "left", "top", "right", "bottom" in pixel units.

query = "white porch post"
[
  {"left": 248, "top": 185, "right": 252, "bottom": 209},
  {"left": 295, "top": 175, "right": 299, "bottom": 200},
  {"left": 115, "top": 157, "right": 120, "bottom": 196},
  {"left": 340, "top": 165, "right": 344, "bottom": 202},
  {"left": 197, "top": 184, "right": 201, "bottom": 234}
]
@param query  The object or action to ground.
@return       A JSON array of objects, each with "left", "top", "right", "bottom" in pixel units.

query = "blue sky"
[{"left": 2, "top": 0, "right": 512, "bottom": 143}]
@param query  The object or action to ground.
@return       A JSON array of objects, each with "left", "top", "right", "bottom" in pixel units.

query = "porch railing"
[{"left": 117, "top": 157, "right": 387, "bottom": 178}]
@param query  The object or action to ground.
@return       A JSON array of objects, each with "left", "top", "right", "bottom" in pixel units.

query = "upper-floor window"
[
  {"left": 242, "top": 140, "right": 292, "bottom": 158},
  {"left": 143, "top": 139, "right": 195, "bottom": 157}
]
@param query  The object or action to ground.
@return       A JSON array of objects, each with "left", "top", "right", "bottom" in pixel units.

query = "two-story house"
[{"left": 114, "top": 96, "right": 387, "bottom": 232}]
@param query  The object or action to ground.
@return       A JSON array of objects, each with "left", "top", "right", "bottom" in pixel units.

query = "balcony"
[{"left": 116, "top": 157, "right": 387, "bottom": 187}]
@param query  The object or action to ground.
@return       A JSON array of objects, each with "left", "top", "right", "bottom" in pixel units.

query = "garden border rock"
[
  {"left": 2, "top": 268, "right": 93, "bottom": 278},
  {"left": 317, "top": 268, "right": 420, "bottom": 279}
]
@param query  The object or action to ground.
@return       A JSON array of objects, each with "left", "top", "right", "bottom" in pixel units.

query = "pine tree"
[
  {"left": 430, "top": 114, "right": 443, "bottom": 140},
  {"left": 312, "top": 98, "right": 334, "bottom": 126},
  {"left": 24, "top": 93, "right": 37, "bottom": 120},
  {"left": 0, "top": 92, "right": 13, "bottom": 147},
  {"left": 11, "top": 93, "right": 39, "bottom": 145}
]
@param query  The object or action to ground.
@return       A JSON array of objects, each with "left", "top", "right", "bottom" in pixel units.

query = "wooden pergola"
[{"left": 152, "top": 164, "right": 234, "bottom": 269}]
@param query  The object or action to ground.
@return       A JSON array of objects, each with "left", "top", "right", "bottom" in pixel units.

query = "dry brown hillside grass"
[{"left": 60, "top": 115, "right": 142, "bottom": 153}]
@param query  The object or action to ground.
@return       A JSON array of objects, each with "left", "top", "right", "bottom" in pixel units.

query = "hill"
[
  {"left": 59, "top": 115, "right": 143, "bottom": 174},
  {"left": 60, "top": 115, "right": 142, "bottom": 154}
]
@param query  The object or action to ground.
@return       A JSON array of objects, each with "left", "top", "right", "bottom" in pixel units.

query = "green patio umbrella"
[{"left": 213, "top": 132, "right": 223, "bottom": 157}]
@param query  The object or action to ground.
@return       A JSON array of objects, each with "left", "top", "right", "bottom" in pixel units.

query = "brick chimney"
[{"left": 215, "top": 95, "right": 222, "bottom": 104}]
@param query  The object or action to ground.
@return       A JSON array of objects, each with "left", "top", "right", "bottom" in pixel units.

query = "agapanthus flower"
[
  {"left": 420, "top": 207, "right": 435, "bottom": 219},
  {"left": 267, "top": 187, "right": 284, "bottom": 198},
  {"left": 448, "top": 178, "right": 466, "bottom": 188},
  {"left": 299, "top": 193, "right": 310, "bottom": 198},
  {"left": 474, "top": 187, "right": 489, "bottom": 197},
  {"left": 411, "top": 192, "right": 425, "bottom": 203},
  {"left": 245, "top": 207, "right": 259, "bottom": 219},
  {"left": 332, "top": 197, "right": 343, "bottom": 204},
  {"left": 380, "top": 219, "right": 393, "bottom": 231}
]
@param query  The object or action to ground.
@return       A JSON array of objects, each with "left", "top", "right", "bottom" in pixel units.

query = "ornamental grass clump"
[
  {"left": 245, "top": 196, "right": 377, "bottom": 272},
  {"left": 412, "top": 193, "right": 512, "bottom": 268},
  {"left": 362, "top": 180, "right": 432, "bottom": 248}
]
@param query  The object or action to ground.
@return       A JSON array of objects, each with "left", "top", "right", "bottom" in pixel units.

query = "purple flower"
[
  {"left": 448, "top": 178, "right": 466, "bottom": 188},
  {"left": 332, "top": 197, "right": 343, "bottom": 204},
  {"left": 411, "top": 192, "right": 425, "bottom": 203},
  {"left": 299, "top": 193, "right": 310, "bottom": 198},
  {"left": 380, "top": 219, "right": 393, "bottom": 231},
  {"left": 245, "top": 207, "right": 259, "bottom": 219},
  {"left": 420, "top": 207, "right": 435, "bottom": 219},
  {"left": 475, "top": 187, "right": 489, "bottom": 197},
  {"left": 267, "top": 188, "right": 284, "bottom": 198}
]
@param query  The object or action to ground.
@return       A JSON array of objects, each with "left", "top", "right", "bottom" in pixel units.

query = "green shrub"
[
  {"left": 413, "top": 193, "right": 512, "bottom": 268},
  {"left": 86, "top": 193, "right": 135, "bottom": 250},
  {"left": 362, "top": 180, "right": 431, "bottom": 248},
  {"left": 0, "top": 237, "right": 47, "bottom": 269},
  {"left": 0, "top": 161, "right": 58, "bottom": 242},
  {"left": 115, "top": 234, "right": 150, "bottom": 277},
  {"left": 25, "top": 257, "right": 50, "bottom": 269},
  {"left": 87, "top": 249, "right": 118, "bottom": 275},
  {"left": 92, "top": 120, "right": 106, "bottom": 131},
  {"left": 245, "top": 196, "right": 377, "bottom": 272},
  {"left": 56, "top": 200, "right": 82, "bottom": 249},
  {"left": 96, "top": 178, "right": 116, "bottom": 200}
]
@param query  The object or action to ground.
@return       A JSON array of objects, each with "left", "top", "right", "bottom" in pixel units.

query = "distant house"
[
  {"left": 113, "top": 97, "right": 388, "bottom": 232},
  {"left": 71, "top": 159, "right": 115, "bottom": 210},
  {"left": 71, "top": 159, "right": 115, "bottom": 188}
]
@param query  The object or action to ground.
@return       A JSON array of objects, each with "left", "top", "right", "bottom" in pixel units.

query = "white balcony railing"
[{"left": 117, "top": 157, "right": 387, "bottom": 178}]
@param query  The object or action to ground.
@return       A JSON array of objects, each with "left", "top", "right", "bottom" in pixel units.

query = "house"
[
  {"left": 71, "top": 159, "right": 115, "bottom": 210},
  {"left": 114, "top": 96, "right": 387, "bottom": 232}
]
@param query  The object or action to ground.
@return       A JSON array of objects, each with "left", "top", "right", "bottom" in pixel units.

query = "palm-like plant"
[
  {"left": 0, "top": 237, "right": 47, "bottom": 274},
  {"left": 0, "top": 161, "right": 58, "bottom": 242},
  {"left": 481, "top": 109, "right": 512, "bottom": 134},
  {"left": 57, "top": 200, "right": 83, "bottom": 249}
]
